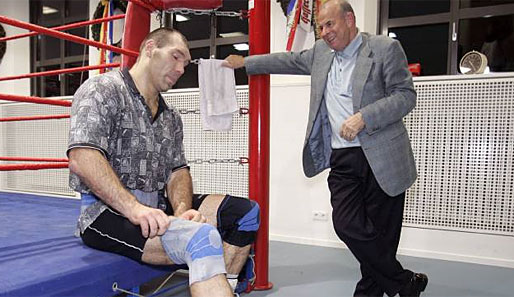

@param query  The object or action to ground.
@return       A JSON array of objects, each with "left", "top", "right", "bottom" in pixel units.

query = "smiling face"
[
  {"left": 146, "top": 33, "right": 191, "bottom": 92},
  {"left": 318, "top": 0, "right": 357, "bottom": 51}
]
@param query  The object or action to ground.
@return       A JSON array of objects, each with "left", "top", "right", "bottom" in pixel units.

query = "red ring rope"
[
  {"left": 0, "top": 163, "right": 69, "bottom": 171},
  {"left": 0, "top": 94, "right": 71, "bottom": 107},
  {"left": 0, "top": 14, "right": 125, "bottom": 43},
  {"left": 0, "top": 157, "right": 69, "bottom": 162},
  {"left": 0, "top": 114, "right": 69, "bottom": 122},
  {"left": 0, "top": 16, "right": 138, "bottom": 57},
  {"left": 0, "top": 63, "right": 120, "bottom": 82}
]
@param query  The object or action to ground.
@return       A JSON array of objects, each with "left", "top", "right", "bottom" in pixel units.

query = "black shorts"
[{"left": 81, "top": 194, "right": 213, "bottom": 262}]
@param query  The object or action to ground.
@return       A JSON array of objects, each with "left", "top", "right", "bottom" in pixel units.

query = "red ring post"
[{"left": 248, "top": 0, "right": 273, "bottom": 291}]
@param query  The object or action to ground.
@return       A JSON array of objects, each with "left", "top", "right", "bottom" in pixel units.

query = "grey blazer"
[{"left": 245, "top": 33, "right": 417, "bottom": 196}]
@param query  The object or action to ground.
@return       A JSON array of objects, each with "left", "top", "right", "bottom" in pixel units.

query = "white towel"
[{"left": 198, "top": 58, "right": 238, "bottom": 131}]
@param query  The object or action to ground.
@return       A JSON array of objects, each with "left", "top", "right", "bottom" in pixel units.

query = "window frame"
[
  {"left": 163, "top": 10, "right": 249, "bottom": 88},
  {"left": 380, "top": 0, "right": 514, "bottom": 75},
  {"left": 29, "top": 0, "right": 89, "bottom": 97}
]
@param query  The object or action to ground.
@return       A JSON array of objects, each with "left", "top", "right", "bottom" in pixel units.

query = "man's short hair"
[
  {"left": 138, "top": 27, "right": 188, "bottom": 52},
  {"left": 323, "top": 0, "right": 355, "bottom": 19}
]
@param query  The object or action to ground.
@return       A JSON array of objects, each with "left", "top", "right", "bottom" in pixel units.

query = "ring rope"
[
  {"left": 0, "top": 94, "right": 71, "bottom": 107},
  {"left": 0, "top": 63, "right": 120, "bottom": 82},
  {"left": 0, "top": 163, "right": 68, "bottom": 171},
  {"left": 0, "top": 15, "right": 138, "bottom": 57},
  {"left": 0, "top": 114, "right": 69, "bottom": 122},
  {"left": 0, "top": 157, "right": 69, "bottom": 162},
  {"left": 0, "top": 14, "right": 125, "bottom": 43}
]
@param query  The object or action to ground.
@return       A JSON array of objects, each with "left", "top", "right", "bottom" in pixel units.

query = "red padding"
[
  {"left": 148, "top": 0, "right": 222, "bottom": 10},
  {"left": 122, "top": 2, "right": 150, "bottom": 69},
  {"left": 408, "top": 63, "right": 421, "bottom": 76}
]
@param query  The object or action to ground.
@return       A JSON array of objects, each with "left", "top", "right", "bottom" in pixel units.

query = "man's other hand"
[
  {"left": 129, "top": 203, "right": 171, "bottom": 238},
  {"left": 340, "top": 112, "right": 365, "bottom": 141},
  {"left": 222, "top": 55, "right": 245, "bottom": 69},
  {"left": 179, "top": 209, "right": 207, "bottom": 223}
]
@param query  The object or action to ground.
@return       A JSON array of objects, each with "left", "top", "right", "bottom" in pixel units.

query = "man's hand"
[
  {"left": 179, "top": 209, "right": 207, "bottom": 223},
  {"left": 222, "top": 55, "right": 245, "bottom": 69},
  {"left": 128, "top": 203, "right": 170, "bottom": 238},
  {"left": 340, "top": 112, "right": 365, "bottom": 141},
  {"left": 176, "top": 202, "right": 207, "bottom": 223}
]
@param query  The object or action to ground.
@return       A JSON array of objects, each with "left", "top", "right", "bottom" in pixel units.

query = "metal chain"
[
  {"left": 167, "top": 8, "right": 247, "bottom": 18},
  {"left": 188, "top": 157, "right": 248, "bottom": 165},
  {"left": 178, "top": 108, "right": 200, "bottom": 115},
  {"left": 178, "top": 108, "right": 249, "bottom": 115}
]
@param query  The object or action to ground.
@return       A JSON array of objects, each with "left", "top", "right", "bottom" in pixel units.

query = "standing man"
[
  {"left": 224, "top": 0, "right": 427, "bottom": 296},
  {"left": 68, "top": 28, "right": 259, "bottom": 297}
]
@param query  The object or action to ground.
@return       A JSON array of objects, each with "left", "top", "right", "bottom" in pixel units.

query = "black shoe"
[{"left": 399, "top": 273, "right": 428, "bottom": 297}]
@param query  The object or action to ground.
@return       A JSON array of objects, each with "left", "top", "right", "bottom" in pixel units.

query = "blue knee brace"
[
  {"left": 217, "top": 196, "right": 260, "bottom": 247},
  {"left": 237, "top": 201, "right": 260, "bottom": 232},
  {"left": 160, "top": 219, "right": 226, "bottom": 285}
]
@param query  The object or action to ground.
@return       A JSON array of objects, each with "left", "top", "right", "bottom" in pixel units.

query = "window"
[
  {"left": 380, "top": 0, "right": 514, "bottom": 75},
  {"left": 30, "top": 0, "right": 89, "bottom": 97},
  {"left": 167, "top": 1, "right": 249, "bottom": 88}
]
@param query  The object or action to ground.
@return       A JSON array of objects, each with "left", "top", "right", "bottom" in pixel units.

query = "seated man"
[{"left": 67, "top": 27, "right": 259, "bottom": 297}]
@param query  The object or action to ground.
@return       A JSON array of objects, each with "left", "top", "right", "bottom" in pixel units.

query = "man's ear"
[
  {"left": 144, "top": 39, "right": 156, "bottom": 57},
  {"left": 345, "top": 12, "right": 355, "bottom": 27}
]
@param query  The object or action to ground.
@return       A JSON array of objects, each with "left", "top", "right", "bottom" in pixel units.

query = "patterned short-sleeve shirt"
[{"left": 68, "top": 69, "right": 187, "bottom": 232}]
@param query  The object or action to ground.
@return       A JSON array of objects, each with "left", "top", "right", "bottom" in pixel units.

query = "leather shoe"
[{"left": 399, "top": 273, "right": 428, "bottom": 297}]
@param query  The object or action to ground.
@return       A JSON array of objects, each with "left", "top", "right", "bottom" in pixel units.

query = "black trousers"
[{"left": 328, "top": 147, "right": 412, "bottom": 297}]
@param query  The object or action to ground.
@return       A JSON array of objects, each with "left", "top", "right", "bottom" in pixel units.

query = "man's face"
[
  {"left": 148, "top": 35, "right": 191, "bottom": 92},
  {"left": 318, "top": 1, "right": 354, "bottom": 51}
]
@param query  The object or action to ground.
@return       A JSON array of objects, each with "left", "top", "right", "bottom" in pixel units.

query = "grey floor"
[{"left": 146, "top": 241, "right": 514, "bottom": 297}]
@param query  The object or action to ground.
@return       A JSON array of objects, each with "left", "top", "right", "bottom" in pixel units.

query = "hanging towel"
[{"left": 198, "top": 58, "right": 238, "bottom": 131}]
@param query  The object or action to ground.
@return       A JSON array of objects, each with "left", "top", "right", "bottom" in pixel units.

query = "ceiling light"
[
  {"left": 233, "top": 43, "right": 249, "bottom": 51},
  {"left": 42, "top": 6, "right": 58, "bottom": 15},
  {"left": 175, "top": 14, "right": 189, "bottom": 22},
  {"left": 388, "top": 32, "right": 397, "bottom": 38}
]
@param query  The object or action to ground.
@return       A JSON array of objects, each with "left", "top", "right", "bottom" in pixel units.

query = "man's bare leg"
[
  {"left": 198, "top": 194, "right": 252, "bottom": 274},
  {"left": 142, "top": 224, "right": 233, "bottom": 297}
]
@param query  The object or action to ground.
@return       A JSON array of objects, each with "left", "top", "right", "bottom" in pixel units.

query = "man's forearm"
[
  {"left": 68, "top": 148, "right": 138, "bottom": 217},
  {"left": 166, "top": 168, "right": 193, "bottom": 215}
]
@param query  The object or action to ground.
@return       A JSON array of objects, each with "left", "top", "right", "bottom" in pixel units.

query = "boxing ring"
[
  {"left": 0, "top": 0, "right": 272, "bottom": 295},
  {"left": 0, "top": 191, "right": 185, "bottom": 296}
]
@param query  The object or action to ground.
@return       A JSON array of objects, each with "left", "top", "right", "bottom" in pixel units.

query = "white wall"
[
  {"left": 266, "top": 0, "right": 514, "bottom": 269},
  {"left": 0, "top": 0, "right": 30, "bottom": 97}
]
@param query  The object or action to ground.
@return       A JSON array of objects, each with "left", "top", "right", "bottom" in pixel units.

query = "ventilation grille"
[
  {"left": 0, "top": 101, "right": 73, "bottom": 196},
  {"left": 0, "top": 88, "right": 250, "bottom": 198},
  {"left": 404, "top": 77, "right": 514, "bottom": 236},
  {"left": 163, "top": 88, "right": 249, "bottom": 198}
]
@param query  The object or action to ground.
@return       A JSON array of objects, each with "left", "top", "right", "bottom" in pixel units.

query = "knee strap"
[
  {"left": 217, "top": 195, "right": 260, "bottom": 247},
  {"left": 237, "top": 201, "right": 260, "bottom": 232},
  {"left": 160, "top": 219, "right": 226, "bottom": 285}
]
